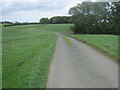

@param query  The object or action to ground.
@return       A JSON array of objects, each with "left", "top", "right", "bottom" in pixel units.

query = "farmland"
[
  {"left": 30, "top": 24, "right": 73, "bottom": 35},
  {"left": 2, "top": 24, "right": 118, "bottom": 88},
  {"left": 2, "top": 1, "right": 119, "bottom": 88},
  {"left": 2, "top": 25, "right": 57, "bottom": 88}
]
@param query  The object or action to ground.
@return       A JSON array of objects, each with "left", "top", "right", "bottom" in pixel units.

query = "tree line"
[
  {"left": 3, "top": 21, "right": 39, "bottom": 27},
  {"left": 69, "top": 2, "right": 120, "bottom": 35},
  {"left": 40, "top": 16, "right": 72, "bottom": 24}
]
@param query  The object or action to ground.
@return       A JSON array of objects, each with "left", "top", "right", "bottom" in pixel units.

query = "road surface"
[{"left": 47, "top": 33, "right": 118, "bottom": 88}]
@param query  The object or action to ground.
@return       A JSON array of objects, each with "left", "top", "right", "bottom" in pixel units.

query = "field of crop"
[
  {"left": 71, "top": 35, "right": 118, "bottom": 62},
  {"left": 2, "top": 25, "right": 57, "bottom": 88}
]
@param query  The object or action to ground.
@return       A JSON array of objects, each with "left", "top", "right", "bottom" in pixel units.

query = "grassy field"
[
  {"left": 2, "top": 24, "right": 119, "bottom": 88},
  {"left": 5, "top": 24, "right": 73, "bottom": 35},
  {"left": 38, "top": 24, "right": 73, "bottom": 34},
  {"left": 71, "top": 35, "right": 118, "bottom": 62},
  {"left": 2, "top": 25, "right": 57, "bottom": 88}
]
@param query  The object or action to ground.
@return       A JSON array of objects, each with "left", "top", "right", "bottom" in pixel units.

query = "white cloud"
[{"left": 65, "top": 1, "right": 82, "bottom": 11}]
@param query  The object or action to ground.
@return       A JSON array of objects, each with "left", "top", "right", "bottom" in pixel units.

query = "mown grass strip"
[{"left": 62, "top": 36, "right": 73, "bottom": 46}]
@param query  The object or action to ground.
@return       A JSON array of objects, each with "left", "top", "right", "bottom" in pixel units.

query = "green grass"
[
  {"left": 32, "top": 24, "right": 73, "bottom": 35},
  {"left": 0, "top": 24, "right": 3, "bottom": 27},
  {"left": 2, "top": 25, "right": 58, "bottom": 88},
  {"left": 71, "top": 35, "right": 118, "bottom": 62},
  {"left": 3, "top": 24, "right": 119, "bottom": 88},
  {"left": 63, "top": 37, "right": 73, "bottom": 46},
  {"left": 8, "top": 24, "right": 73, "bottom": 35},
  {"left": 0, "top": 24, "right": 11, "bottom": 27}
]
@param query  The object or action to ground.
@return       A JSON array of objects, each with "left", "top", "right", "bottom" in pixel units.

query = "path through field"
[{"left": 47, "top": 33, "right": 118, "bottom": 88}]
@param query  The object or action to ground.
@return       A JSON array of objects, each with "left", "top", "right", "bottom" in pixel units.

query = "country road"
[{"left": 47, "top": 33, "right": 118, "bottom": 88}]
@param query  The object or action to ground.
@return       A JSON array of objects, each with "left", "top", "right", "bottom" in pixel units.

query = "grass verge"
[
  {"left": 70, "top": 35, "right": 118, "bottom": 63},
  {"left": 62, "top": 36, "right": 73, "bottom": 46},
  {"left": 2, "top": 25, "right": 58, "bottom": 88}
]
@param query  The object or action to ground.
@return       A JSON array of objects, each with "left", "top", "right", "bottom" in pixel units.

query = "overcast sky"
[
  {"left": 1, "top": 0, "right": 118, "bottom": 22},
  {"left": 0, "top": 0, "right": 87, "bottom": 22}
]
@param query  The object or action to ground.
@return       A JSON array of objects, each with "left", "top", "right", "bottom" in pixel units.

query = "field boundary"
[
  {"left": 46, "top": 34, "right": 58, "bottom": 88},
  {"left": 4, "top": 23, "right": 40, "bottom": 27}
]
